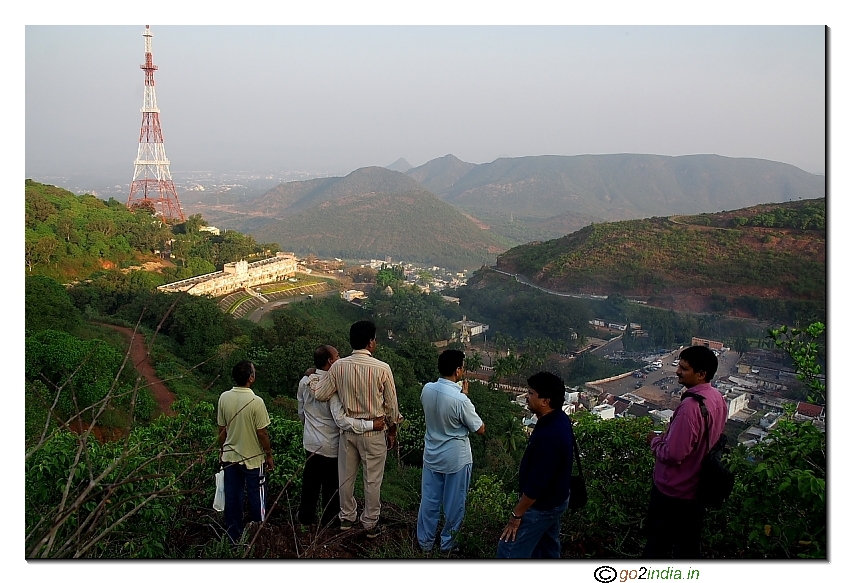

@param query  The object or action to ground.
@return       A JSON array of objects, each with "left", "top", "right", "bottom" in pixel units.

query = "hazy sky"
[{"left": 26, "top": 25, "right": 825, "bottom": 178}]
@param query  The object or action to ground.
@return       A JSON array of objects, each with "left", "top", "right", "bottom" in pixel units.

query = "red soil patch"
[
  {"left": 67, "top": 325, "right": 177, "bottom": 443},
  {"left": 101, "top": 324, "right": 176, "bottom": 417},
  {"left": 67, "top": 417, "right": 128, "bottom": 444}
]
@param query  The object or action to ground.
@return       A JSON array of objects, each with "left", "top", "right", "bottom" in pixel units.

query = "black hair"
[
  {"left": 679, "top": 345, "right": 719, "bottom": 382},
  {"left": 349, "top": 320, "right": 377, "bottom": 350},
  {"left": 232, "top": 360, "right": 255, "bottom": 386},
  {"left": 527, "top": 371, "right": 566, "bottom": 410},
  {"left": 438, "top": 349, "right": 465, "bottom": 377},
  {"left": 314, "top": 345, "right": 335, "bottom": 369}
]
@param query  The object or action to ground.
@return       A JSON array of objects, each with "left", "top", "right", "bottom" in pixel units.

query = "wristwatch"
[{"left": 510, "top": 511, "right": 523, "bottom": 520}]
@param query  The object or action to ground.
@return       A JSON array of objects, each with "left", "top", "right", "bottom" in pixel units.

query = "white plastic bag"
[{"left": 213, "top": 468, "right": 225, "bottom": 511}]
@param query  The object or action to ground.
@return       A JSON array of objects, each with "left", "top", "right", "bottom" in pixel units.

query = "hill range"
[
  {"left": 242, "top": 166, "right": 505, "bottom": 270},
  {"left": 182, "top": 153, "right": 824, "bottom": 268},
  {"left": 405, "top": 153, "right": 824, "bottom": 240},
  {"left": 494, "top": 198, "right": 825, "bottom": 316}
]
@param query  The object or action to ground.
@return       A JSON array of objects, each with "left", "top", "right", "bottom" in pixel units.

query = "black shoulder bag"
[
  {"left": 568, "top": 426, "right": 588, "bottom": 510},
  {"left": 683, "top": 391, "right": 734, "bottom": 508}
]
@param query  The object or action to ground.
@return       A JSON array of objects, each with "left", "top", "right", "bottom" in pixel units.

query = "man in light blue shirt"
[{"left": 417, "top": 349, "right": 486, "bottom": 554}]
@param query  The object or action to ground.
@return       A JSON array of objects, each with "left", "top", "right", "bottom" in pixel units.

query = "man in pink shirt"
[{"left": 643, "top": 345, "right": 727, "bottom": 559}]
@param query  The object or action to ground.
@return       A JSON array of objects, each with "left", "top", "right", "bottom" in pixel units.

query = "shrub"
[{"left": 457, "top": 474, "right": 518, "bottom": 558}]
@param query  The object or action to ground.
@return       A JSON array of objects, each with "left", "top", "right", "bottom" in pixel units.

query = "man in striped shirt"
[
  {"left": 313, "top": 320, "right": 401, "bottom": 538},
  {"left": 297, "top": 344, "right": 384, "bottom": 528}
]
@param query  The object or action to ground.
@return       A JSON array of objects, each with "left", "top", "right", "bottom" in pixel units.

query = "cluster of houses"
[
  {"left": 582, "top": 344, "right": 825, "bottom": 447},
  {"left": 404, "top": 264, "right": 469, "bottom": 293},
  {"left": 586, "top": 386, "right": 824, "bottom": 447},
  {"left": 353, "top": 259, "right": 469, "bottom": 293},
  {"left": 517, "top": 388, "right": 583, "bottom": 434}
]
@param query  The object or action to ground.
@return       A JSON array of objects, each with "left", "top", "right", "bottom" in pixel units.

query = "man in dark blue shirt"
[{"left": 497, "top": 371, "right": 574, "bottom": 558}]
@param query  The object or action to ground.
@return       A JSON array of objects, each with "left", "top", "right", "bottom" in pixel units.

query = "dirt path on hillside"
[{"left": 102, "top": 324, "right": 176, "bottom": 417}]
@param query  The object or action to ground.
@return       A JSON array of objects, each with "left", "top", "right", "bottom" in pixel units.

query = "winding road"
[{"left": 489, "top": 268, "right": 609, "bottom": 301}]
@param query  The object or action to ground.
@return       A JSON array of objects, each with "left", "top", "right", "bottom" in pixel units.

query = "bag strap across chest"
[{"left": 682, "top": 391, "right": 711, "bottom": 452}]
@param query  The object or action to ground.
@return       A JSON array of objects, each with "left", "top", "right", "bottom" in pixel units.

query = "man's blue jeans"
[
  {"left": 224, "top": 462, "right": 267, "bottom": 543},
  {"left": 416, "top": 464, "right": 472, "bottom": 552},
  {"left": 496, "top": 499, "right": 568, "bottom": 558}
]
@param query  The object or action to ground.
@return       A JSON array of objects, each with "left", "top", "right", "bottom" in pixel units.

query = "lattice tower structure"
[{"left": 127, "top": 25, "right": 185, "bottom": 223}]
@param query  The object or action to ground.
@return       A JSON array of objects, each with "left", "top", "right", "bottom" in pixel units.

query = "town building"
[
  {"left": 157, "top": 252, "right": 297, "bottom": 297},
  {"left": 795, "top": 402, "right": 825, "bottom": 422},
  {"left": 691, "top": 337, "right": 724, "bottom": 351},
  {"left": 452, "top": 315, "right": 490, "bottom": 343},
  {"left": 649, "top": 409, "right": 675, "bottom": 425},
  {"left": 341, "top": 290, "right": 367, "bottom": 302},
  {"left": 591, "top": 403, "right": 616, "bottom": 420},
  {"left": 724, "top": 390, "right": 750, "bottom": 419}
]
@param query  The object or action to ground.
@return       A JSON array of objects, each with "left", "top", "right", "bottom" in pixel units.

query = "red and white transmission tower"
[{"left": 127, "top": 25, "right": 185, "bottom": 223}]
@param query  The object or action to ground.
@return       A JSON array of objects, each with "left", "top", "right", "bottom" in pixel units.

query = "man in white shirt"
[{"left": 297, "top": 345, "right": 385, "bottom": 528}]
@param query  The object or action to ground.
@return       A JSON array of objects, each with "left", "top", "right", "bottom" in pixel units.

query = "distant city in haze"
[
  {"left": 26, "top": 169, "right": 334, "bottom": 204},
  {"left": 26, "top": 25, "right": 825, "bottom": 202}
]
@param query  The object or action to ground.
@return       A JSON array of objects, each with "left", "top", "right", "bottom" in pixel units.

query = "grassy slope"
[{"left": 497, "top": 199, "right": 825, "bottom": 302}]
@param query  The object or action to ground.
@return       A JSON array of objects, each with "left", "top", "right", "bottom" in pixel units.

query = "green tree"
[
  {"left": 376, "top": 266, "right": 403, "bottom": 289},
  {"left": 465, "top": 351, "right": 483, "bottom": 373},
  {"left": 171, "top": 296, "right": 234, "bottom": 363},
  {"left": 25, "top": 275, "right": 81, "bottom": 334},
  {"left": 767, "top": 322, "right": 825, "bottom": 405},
  {"left": 395, "top": 339, "right": 439, "bottom": 384},
  {"left": 502, "top": 417, "right": 525, "bottom": 452},
  {"left": 733, "top": 336, "right": 751, "bottom": 358},
  {"left": 25, "top": 330, "right": 131, "bottom": 420}
]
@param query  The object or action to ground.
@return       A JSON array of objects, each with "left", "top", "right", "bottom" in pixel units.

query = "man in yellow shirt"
[{"left": 217, "top": 360, "right": 273, "bottom": 543}]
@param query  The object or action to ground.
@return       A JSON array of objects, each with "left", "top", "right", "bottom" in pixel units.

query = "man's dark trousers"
[
  {"left": 224, "top": 462, "right": 266, "bottom": 543},
  {"left": 298, "top": 451, "right": 340, "bottom": 526},
  {"left": 642, "top": 484, "right": 705, "bottom": 559}
]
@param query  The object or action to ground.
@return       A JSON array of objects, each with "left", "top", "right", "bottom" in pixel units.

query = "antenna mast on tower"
[{"left": 127, "top": 25, "right": 185, "bottom": 223}]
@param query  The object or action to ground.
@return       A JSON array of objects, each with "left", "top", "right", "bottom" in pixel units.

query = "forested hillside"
[
  {"left": 496, "top": 198, "right": 825, "bottom": 319},
  {"left": 25, "top": 180, "right": 281, "bottom": 285},
  {"left": 247, "top": 167, "right": 504, "bottom": 269},
  {"left": 25, "top": 180, "right": 172, "bottom": 280}
]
